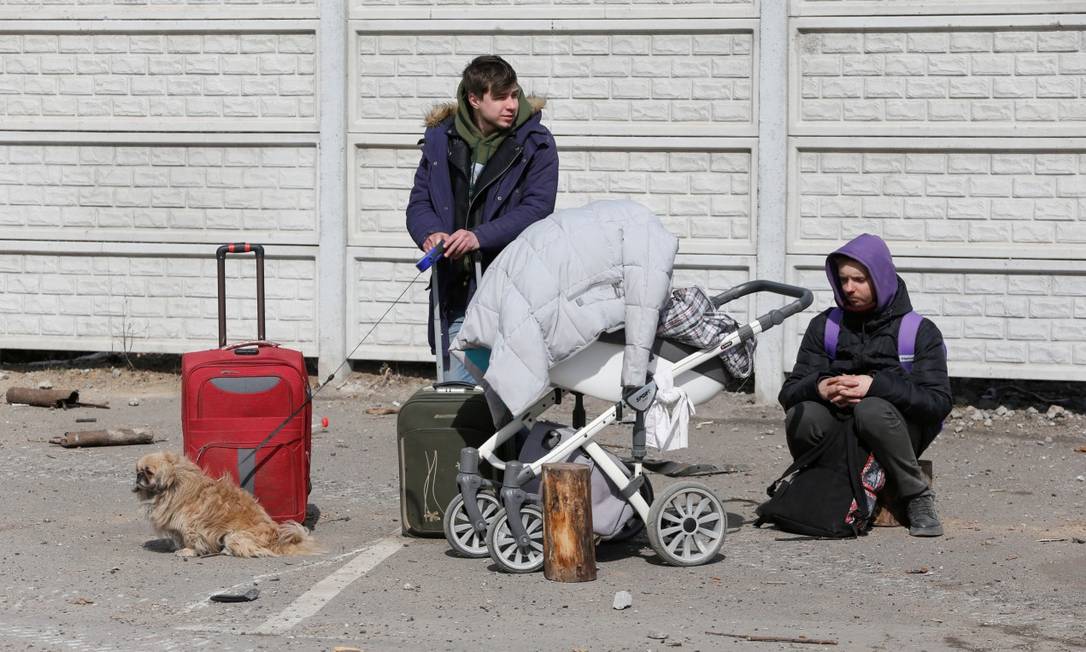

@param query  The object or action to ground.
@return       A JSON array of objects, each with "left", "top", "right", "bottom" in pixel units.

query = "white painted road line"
[
  {"left": 251, "top": 535, "right": 404, "bottom": 636},
  {"left": 1, "top": 621, "right": 199, "bottom": 652},
  {"left": 181, "top": 537, "right": 402, "bottom": 614}
]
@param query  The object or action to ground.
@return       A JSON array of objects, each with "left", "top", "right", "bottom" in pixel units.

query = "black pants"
[{"left": 785, "top": 398, "right": 932, "bottom": 499}]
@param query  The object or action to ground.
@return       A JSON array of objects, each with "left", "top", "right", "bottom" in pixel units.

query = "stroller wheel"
[
  {"left": 647, "top": 481, "right": 726, "bottom": 567},
  {"left": 486, "top": 505, "right": 545, "bottom": 573},
  {"left": 444, "top": 492, "right": 501, "bottom": 558}
]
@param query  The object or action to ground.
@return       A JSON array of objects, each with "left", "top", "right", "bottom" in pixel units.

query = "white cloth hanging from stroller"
[{"left": 644, "top": 366, "right": 695, "bottom": 451}]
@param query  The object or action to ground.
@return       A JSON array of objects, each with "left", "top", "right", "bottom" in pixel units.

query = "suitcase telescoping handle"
[
  {"left": 420, "top": 241, "right": 446, "bottom": 383},
  {"left": 417, "top": 241, "right": 483, "bottom": 384},
  {"left": 216, "top": 243, "right": 266, "bottom": 349}
]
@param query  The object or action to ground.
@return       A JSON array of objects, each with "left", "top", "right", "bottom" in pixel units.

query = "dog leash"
[{"left": 233, "top": 243, "right": 446, "bottom": 490}]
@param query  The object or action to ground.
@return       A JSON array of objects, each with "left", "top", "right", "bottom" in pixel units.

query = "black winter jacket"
[{"left": 778, "top": 276, "right": 952, "bottom": 447}]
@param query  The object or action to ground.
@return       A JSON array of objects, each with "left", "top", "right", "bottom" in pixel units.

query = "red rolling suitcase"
[{"left": 181, "top": 243, "right": 311, "bottom": 524}]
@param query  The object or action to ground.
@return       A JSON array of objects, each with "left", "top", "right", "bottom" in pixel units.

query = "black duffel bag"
[{"left": 754, "top": 425, "right": 883, "bottom": 538}]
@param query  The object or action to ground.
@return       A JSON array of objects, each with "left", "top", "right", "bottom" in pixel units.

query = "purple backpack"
[
  {"left": 822, "top": 308, "right": 924, "bottom": 373},
  {"left": 823, "top": 308, "right": 946, "bottom": 438}
]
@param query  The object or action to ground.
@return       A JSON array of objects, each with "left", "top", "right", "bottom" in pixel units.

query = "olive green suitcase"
[
  {"left": 396, "top": 382, "right": 512, "bottom": 537},
  {"left": 397, "top": 249, "right": 512, "bottom": 536}
]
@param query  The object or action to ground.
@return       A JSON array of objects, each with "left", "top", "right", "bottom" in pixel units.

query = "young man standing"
[
  {"left": 779, "top": 233, "right": 952, "bottom": 537},
  {"left": 406, "top": 55, "right": 559, "bottom": 383}
]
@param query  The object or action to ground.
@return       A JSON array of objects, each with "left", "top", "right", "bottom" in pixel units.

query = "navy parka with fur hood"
[
  {"left": 778, "top": 234, "right": 952, "bottom": 450},
  {"left": 405, "top": 96, "right": 558, "bottom": 358}
]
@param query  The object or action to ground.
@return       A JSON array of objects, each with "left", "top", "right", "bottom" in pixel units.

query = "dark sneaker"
[{"left": 906, "top": 493, "right": 944, "bottom": 537}]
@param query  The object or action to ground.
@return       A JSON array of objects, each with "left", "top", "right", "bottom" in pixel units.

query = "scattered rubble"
[
  {"left": 50, "top": 427, "right": 155, "bottom": 448},
  {"left": 209, "top": 587, "right": 259, "bottom": 603},
  {"left": 613, "top": 590, "right": 632, "bottom": 610},
  {"left": 365, "top": 406, "right": 399, "bottom": 416},
  {"left": 945, "top": 395, "right": 1085, "bottom": 439},
  {"left": 1047, "top": 405, "right": 1070, "bottom": 420},
  {"left": 4, "top": 387, "right": 109, "bottom": 409}
]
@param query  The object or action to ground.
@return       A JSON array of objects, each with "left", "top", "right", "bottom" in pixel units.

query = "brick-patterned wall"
[
  {"left": 787, "top": 11, "right": 1086, "bottom": 382},
  {"left": 354, "top": 30, "right": 754, "bottom": 134},
  {"left": 796, "top": 148, "right": 1086, "bottom": 251},
  {"left": 0, "top": 143, "right": 317, "bottom": 241},
  {"left": 1, "top": 0, "right": 313, "bottom": 6},
  {"left": 352, "top": 10, "right": 1086, "bottom": 384},
  {"left": 0, "top": 31, "right": 316, "bottom": 129},
  {"left": 0, "top": 253, "right": 316, "bottom": 353},
  {"left": 792, "top": 264, "right": 1086, "bottom": 376},
  {"left": 355, "top": 0, "right": 750, "bottom": 5},
  {"left": 350, "top": 11, "right": 768, "bottom": 368},
  {"left": 793, "top": 0, "right": 1086, "bottom": 16},
  {"left": 554, "top": 150, "right": 752, "bottom": 243},
  {"left": 350, "top": 0, "right": 754, "bottom": 17},
  {"left": 0, "top": 9, "right": 320, "bottom": 355},
  {"left": 798, "top": 28, "right": 1086, "bottom": 133},
  {"left": 351, "top": 144, "right": 753, "bottom": 247},
  {"left": 350, "top": 257, "right": 429, "bottom": 357},
  {"left": 351, "top": 146, "right": 417, "bottom": 239},
  {"left": 0, "top": 0, "right": 314, "bottom": 7},
  {"left": 0, "top": 2, "right": 1081, "bottom": 386}
]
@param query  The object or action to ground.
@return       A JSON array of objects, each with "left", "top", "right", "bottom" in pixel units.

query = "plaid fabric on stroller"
[{"left": 444, "top": 280, "right": 812, "bottom": 573}]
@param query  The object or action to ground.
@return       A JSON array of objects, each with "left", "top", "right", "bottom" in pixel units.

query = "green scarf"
[{"left": 453, "top": 82, "right": 533, "bottom": 191}]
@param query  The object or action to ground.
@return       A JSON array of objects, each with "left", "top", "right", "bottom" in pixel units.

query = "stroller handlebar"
[{"left": 710, "top": 280, "right": 814, "bottom": 336}]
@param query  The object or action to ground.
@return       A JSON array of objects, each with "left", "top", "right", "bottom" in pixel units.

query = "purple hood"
[{"left": 825, "top": 233, "right": 899, "bottom": 312}]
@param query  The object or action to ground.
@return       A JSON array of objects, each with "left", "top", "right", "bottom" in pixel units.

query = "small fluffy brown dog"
[{"left": 134, "top": 451, "right": 317, "bottom": 558}]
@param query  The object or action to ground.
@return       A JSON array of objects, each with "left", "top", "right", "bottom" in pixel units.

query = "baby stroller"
[{"left": 442, "top": 280, "right": 812, "bottom": 572}]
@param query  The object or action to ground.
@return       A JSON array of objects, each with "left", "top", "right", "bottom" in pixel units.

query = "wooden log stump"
[
  {"left": 542, "top": 463, "right": 596, "bottom": 583},
  {"left": 873, "top": 459, "right": 933, "bottom": 527}
]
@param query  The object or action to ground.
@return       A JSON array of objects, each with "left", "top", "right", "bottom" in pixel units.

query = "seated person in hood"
[{"left": 779, "top": 233, "right": 952, "bottom": 537}]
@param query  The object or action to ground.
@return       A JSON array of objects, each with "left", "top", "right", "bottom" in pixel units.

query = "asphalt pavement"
[{"left": 0, "top": 369, "right": 1083, "bottom": 651}]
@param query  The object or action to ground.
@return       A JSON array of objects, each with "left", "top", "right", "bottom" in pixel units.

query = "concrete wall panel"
[
  {"left": 786, "top": 257, "right": 1086, "bottom": 381},
  {"left": 0, "top": 24, "right": 317, "bottom": 132},
  {"left": 792, "top": 140, "right": 1086, "bottom": 259},
  {"left": 350, "top": 138, "right": 756, "bottom": 256},
  {"left": 351, "top": 22, "right": 756, "bottom": 137},
  {"left": 0, "top": 140, "right": 317, "bottom": 244},
  {"left": 0, "top": 247, "right": 317, "bottom": 354}
]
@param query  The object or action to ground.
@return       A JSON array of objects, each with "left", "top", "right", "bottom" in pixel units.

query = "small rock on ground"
[{"left": 613, "top": 590, "right": 632, "bottom": 610}]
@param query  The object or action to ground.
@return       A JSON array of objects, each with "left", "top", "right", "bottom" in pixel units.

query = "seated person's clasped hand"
[{"left": 817, "top": 374, "right": 873, "bottom": 408}]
